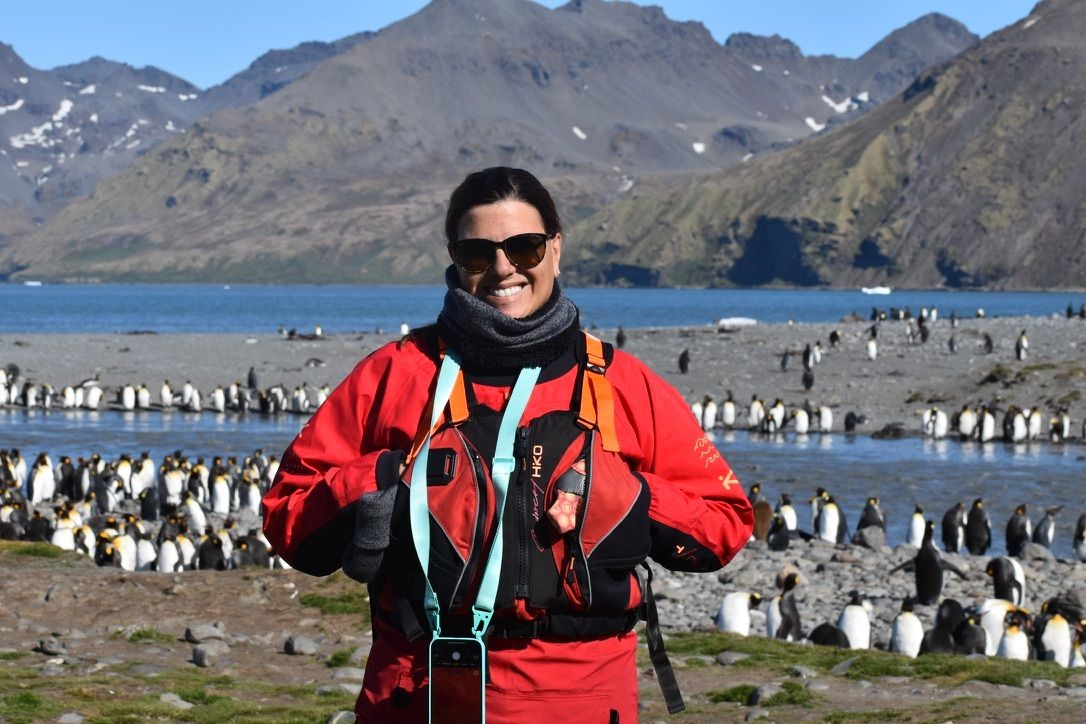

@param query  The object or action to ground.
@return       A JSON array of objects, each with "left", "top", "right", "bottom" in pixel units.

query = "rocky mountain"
[
  {"left": 0, "top": 47, "right": 204, "bottom": 232},
  {"left": 0, "top": 0, "right": 975, "bottom": 282},
  {"left": 563, "top": 0, "right": 1084, "bottom": 290}
]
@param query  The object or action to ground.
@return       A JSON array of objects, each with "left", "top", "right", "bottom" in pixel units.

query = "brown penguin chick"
[{"left": 753, "top": 499, "right": 774, "bottom": 541}]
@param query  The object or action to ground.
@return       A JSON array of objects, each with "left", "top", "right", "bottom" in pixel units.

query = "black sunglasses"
[{"left": 449, "top": 232, "right": 552, "bottom": 274}]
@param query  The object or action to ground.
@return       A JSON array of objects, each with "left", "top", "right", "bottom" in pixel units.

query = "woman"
[{"left": 263, "top": 167, "right": 752, "bottom": 722}]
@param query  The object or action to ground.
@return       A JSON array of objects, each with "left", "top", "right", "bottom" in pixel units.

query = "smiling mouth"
[{"left": 488, "top": 285, "right": 526, "bottom": 298}]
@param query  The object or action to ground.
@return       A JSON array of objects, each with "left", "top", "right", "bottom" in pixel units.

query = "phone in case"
[{"left": 429, "top": 636, "right": 485, "bottom": 723}]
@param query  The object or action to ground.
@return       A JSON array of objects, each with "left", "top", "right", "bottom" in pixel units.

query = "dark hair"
[{"left": 444, "top": 167, "right": 562, "bottom": 243}]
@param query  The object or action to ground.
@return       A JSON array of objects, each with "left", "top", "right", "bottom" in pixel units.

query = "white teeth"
[{"left": 490, "top": 285, "right": 525, "bottom": 297}]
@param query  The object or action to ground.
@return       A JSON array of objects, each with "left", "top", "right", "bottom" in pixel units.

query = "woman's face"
[{"left": 453, "top": 199, "right": 562, "bottom": 319}]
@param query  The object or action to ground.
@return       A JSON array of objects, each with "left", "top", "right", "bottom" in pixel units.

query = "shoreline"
[{"left": 2, "top": 314, "right": 1086, "bottom": 436}]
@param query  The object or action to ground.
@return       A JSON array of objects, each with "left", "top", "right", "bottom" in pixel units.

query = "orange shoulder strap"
[
  {"left": 406, "top": 342, "right": 470, "bottom": 466},
  {"left": 578, "top": 333, "right": 620, "bottom": 452}
]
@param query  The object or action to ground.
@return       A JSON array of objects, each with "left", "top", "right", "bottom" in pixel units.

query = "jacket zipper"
[
  {"left": 572, "top": 431, "right": 594, "bottom": 608},
  {"left": 453, "top": 429, "right": 488, "bottom": 608},
  {"left": 514, "top": 426, "right": 530, "bottom": 599}
]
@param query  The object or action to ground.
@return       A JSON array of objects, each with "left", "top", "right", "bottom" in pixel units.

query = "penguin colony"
[
  {"left": 0, "top": 447, "right": 287, "bottom": 572},
  {"left": 686, "top": 306, "right": 1084, "bottom": 444},
  {"left": 715, "top": 483, "right": 1086, "bottom": 667},
  {"left": 0, "top": 362, "right": 329, "bottom": 416}
]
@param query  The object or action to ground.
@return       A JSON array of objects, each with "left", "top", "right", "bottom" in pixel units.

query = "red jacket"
[{"left": 263, "top": 335, "right": 752, "bottom": 721}]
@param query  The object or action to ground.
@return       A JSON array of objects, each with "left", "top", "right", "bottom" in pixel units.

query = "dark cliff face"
[
  {"left": 0, "top": 0, "right": 978, "bottom": 282},
  {"left": 567, "top": 0, "right": 1086, "bottom": 290}
]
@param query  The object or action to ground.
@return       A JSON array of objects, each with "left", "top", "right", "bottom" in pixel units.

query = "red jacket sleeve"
[
  {"left": 261, "top": 341, "right": 432, "bottom": 574},
  {"left": 612, "top": 352, "right": 753, "bottom": 572}
]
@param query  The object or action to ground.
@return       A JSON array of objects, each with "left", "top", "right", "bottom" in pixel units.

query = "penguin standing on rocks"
[
  {"left": 986, "top": 557, "right": 1026, "bottom": 607},
  {"left": 828, "top": 329, "right": 841, "bottom": 348},
  {"left": 801, "top": 367, "right": 814, "bottom": 392},
  {"left": 941, "top": 502, "right": 966, "bottom": 553},
  {"left": 714, "top": 592, "right": 762, "bottom": 636},
  {"left": 890, "top": 597, "right": 924, "bottom": 658},
  {"left": 817, "top": 495, "right": 848, "bottom": 544},
  {"left": 866, "top": 326, "right": 878, "bottom": 361},
  {"left": 1015, "top": 330, "right": 1029, "bottom": 361},
  {"left": 965, "top": 498, "right": 991, "bottom": 555},
  {"left": 1034, "top": 606, "right": 1073, "bottom": 667},
  {"left": 906, "top": 505, "right": 926, "bottom": 548},
  {"left": 837, "top": 591, "right": 872, "bottom": 649},
  {"left": 752, "top": 498, "right": 774, "bottom": 541},
  {"left": 997, "top": 609, "right": 1033, "bottom": 661},
  {"left": 776, "top": 494, "right": 798, "bottom": 532},
  {"left": 615, "top": 326, "right": 626, "bottom": 350},
  {"left": 855, "top": 497, "right": 886, "bottom": 534},
  {"left": 1005, "top": 504, "right": 1032, "bottom": 557},
  {"left": 766, "top": 572, "right": 803, "bottom": 641},
  {"left": 909, "top": 520, "right": 967, "bottom": 605},
  {"left": 954, "top": 614, "right": 988, "bottom": 656},
  {"left": 678, "top": 349, "right": 690, "bottom": 374},
  {"left": 978, "top": 598, "right": 1015, "bottom": 656},
  {"left": 920, "top": 599, "right": 966, "bottom": 655}
]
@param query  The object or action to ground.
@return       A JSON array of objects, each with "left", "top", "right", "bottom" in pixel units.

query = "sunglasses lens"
[
  {"left": 452, "top": 239, "right": 495, "bottom": 274},
  {"left": 451, "top": 233, "right": 550, "bottom": 273},
  {"left": 504, "top": 233, "right": 548, "bottom": 270}
]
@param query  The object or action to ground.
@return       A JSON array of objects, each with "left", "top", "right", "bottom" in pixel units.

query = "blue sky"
[{"left": 5, "top": 1, "right": 1037, "bottom": 89}]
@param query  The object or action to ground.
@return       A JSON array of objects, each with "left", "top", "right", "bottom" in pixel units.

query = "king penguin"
[
  {"left": 906, "top": 505, "right": 926, "bottom": 548},
  {"left": 941, "top": 501, "right": 966, "bottom": 553},
  {"left": 986, "top": 556, "right": 1026, "bottom": 606},
  {"left": 855, "top": 497, "right": 886, "bottom": 533},
  {"left": 721, "top": 391, "right": 737, "bottom": 428},
  {"left": 890, "top": 597, "right": 924, "bottom": 658},
  {"left": 1032, "top": 506, "right": 1060, "bottom": 549},
  {"left": 978, "top": 598, "right": 1014, "bottom": 656},
  {"left": 920, "top": 599, "right": 965, "bottom": 655},
  {"left": 997, "top": 609, "right": 1032, "bottom": 661},
  {"left": 1034, "top": 605, "right": 1073, "bottom": 667},
  {"left": 965, "top": 498, "right": 991, "bottom": 555},
  {"left": 766, "top": 572, "right": 803, "bottom": 641},
  {"left": 714, "top": 592, "right": 762, "bottom": 636},
  {"left": 1005, "top": 504, "right": 1032, "bottom": 557},
  {"left": 1073, "top": 514, "right": 1086, "bottom": 562},
  {"left": 836, "top": 591, "right": 872, "bottom": 649}
]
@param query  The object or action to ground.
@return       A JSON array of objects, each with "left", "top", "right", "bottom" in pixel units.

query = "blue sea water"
[
  {"left": 4, "top": 283, "right": 1081, "bottom": 333},
  {"left": 4, "top": 406, "right": 1083, "bottom": 559}
]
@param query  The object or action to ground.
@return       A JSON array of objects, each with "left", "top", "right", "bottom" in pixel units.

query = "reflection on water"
[
  {"left": 2, "top": 408, "right": 1083, "bottom": 559},
  {"left": 715, "top": 429, "right": 1084, "bottom": 560}
]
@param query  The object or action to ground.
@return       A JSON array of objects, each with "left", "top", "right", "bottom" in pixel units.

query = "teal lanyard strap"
[
  {"left": 409, "top": 352, "right": 541, "bottom": 640},
  {"left": 471, "top": 365, "right": 540, "bottom": 639}
]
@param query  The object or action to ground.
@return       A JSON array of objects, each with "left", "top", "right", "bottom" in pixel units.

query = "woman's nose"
[{"left": 490, "top": 244, "right": 516, "bottom": 275}]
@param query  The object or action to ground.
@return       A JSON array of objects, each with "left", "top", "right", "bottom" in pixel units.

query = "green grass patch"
[
  {"left": 326, "top": 647, "right": 354, "bottom": 668},
  {"left": 299, "top": 591, "right": 370, "bottom": 619},
  {"left": 706, "top": 683, "right": 756, "bottom": 704},
  {"left": 0, "top": 691, "right": 61, "bottom": 723},
  {"left": 1, "top": 541, "right": 63, "bottom": 558},
  {"left": 127, "top": 628, "right": 175, "bottom": 644},
  {"left": 662, "top": 632, "right": 1071, "bottom": 688},
  {"left": 763, "top": 680, "right": 817, "bottom": 707},
  {"left": 0, "top": 652, "right": 25, "bottom": 661}
]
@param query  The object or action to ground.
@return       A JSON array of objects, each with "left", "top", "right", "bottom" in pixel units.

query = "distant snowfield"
[
  {"left": 138, "top": 85, "right": 166, "bottom": 94},
  {"left": 804, "top": 117, "right": 826, "bottom": 132},
  {"left": 79, "top": 84, "right": 97, "bottom": 95},
  {"left": 571, "top": 125, "right": 587, "bottom": 140},
  {"left": 0, "top": 98, "right": 25, "bottom": 115}
]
